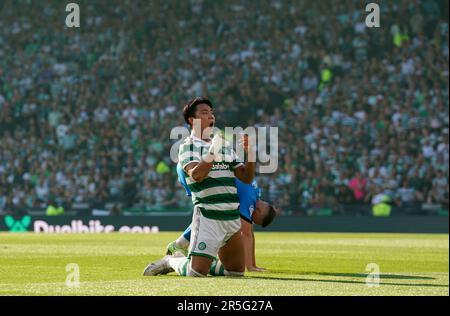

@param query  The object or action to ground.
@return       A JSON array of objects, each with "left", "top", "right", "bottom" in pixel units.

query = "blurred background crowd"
[{"left": 0, "top": 0, "right": 448, "bottom": 216}]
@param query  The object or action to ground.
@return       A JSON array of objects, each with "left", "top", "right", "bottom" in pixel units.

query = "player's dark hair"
[
  {"left": 262, "top": 205, "right": 277, "bottom": 228},
  {"left": 183, "top": 97, "right": 213, "bottom": 126}
]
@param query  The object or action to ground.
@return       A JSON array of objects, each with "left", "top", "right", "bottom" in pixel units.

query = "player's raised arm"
[
  {"left": 185, "top": 161, "right": 212, "bottom": 183},
  {"left": 184, "top": 134, "right": 223, "bottom": 182},
  {"left": 234, "top": 134, "right": 255, "bottom": 184}
]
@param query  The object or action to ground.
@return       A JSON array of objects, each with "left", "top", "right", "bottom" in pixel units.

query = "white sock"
[
  {"left": 224, "top": 270, "right": 244, "bottom": 277},
  {"left": 187, "top": 267, "right": 206, "bottom": 277},
  {"left": 209, "top": 259, "right": 244, "bottom": 277},
  {"left": 167, "top": 257, "right": 207, "bottom": 277},
  {"left": 175, "top": 236, "right": 190, "bottom": 249},
  {"left": 168, "top": 257, "right": 190, "bottom": 276}
]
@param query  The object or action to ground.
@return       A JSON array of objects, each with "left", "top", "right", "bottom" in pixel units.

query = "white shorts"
[{"left": 188, "top": 206, "right": 241, "bottom": 260}]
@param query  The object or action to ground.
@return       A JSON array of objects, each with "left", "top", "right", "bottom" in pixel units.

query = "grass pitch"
[{"left": 0, "top": 232, "right": 448, "bottom": 296}]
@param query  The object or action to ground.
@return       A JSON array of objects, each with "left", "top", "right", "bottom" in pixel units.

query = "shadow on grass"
[
  {"left": 246, "top": 273, "right": 448, "bottom": 288},
  {"left": 310, "top": 272, "right": 435, "bottom": 280}
]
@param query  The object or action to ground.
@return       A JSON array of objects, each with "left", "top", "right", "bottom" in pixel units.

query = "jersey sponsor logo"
[{"left": 211, "top": 163, "right": 230, "bottom": 171}]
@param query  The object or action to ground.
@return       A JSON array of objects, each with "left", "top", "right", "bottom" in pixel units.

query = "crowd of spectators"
[{"left": 0, "top": 0, "right": 448, "bottom": 216}]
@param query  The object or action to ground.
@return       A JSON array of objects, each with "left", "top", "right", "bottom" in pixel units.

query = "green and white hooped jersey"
[{"left": 178, "top": 134, "right": 244, "bottom": 220}]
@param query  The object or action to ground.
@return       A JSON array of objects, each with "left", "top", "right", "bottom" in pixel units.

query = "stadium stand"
[{"left": 0, "top": 0, "right": 448, "bottom": 216}]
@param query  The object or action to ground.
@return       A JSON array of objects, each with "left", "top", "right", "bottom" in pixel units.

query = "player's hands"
[
  {"left": 239, "top": 134, "right": 251, "bottom": 154},
  {"left": 205, "top": 133, "right": 224, "bottom": 162}
]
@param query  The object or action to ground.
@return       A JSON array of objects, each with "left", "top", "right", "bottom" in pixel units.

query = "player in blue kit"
[{"left": 166, "top": 163, "right": 277, "bottom": 272}]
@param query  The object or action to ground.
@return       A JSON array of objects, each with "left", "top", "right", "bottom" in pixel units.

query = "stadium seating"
[{"left": 0, "top": 0, "right": 448, "bottom": 216}]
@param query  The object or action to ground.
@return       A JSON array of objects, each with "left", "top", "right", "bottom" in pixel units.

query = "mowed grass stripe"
[{"left": 0, "top": 232, "right": 447, "bottom": 296}]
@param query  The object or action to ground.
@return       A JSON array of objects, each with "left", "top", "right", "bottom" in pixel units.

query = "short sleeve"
[{"left": 178, "top": 142, "right": 201, "bottom": 170}]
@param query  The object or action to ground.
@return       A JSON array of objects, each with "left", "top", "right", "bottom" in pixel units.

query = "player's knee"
[
  {"left": 190, "top": 258, "right": 211, "bottom": 276},
  {"left": 187, "top": 267, "right": 207, "bottom": 277},
  {"left": 225, "top": 263, "right": 245, "bottom": 273},
  {"left": 225, "top": 270, "right": 244, "bottom": 277},
  {"left": 190, "top": 266, "right": 209, "bottom": 276}
]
